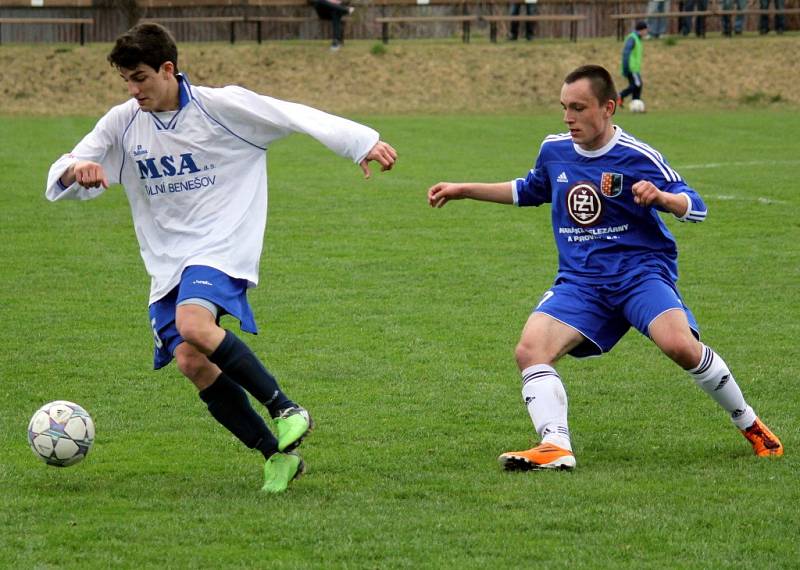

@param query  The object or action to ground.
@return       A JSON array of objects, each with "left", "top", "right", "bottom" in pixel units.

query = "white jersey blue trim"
[{"left": 44, "top": 74, "right": 380, "bottom": 304}]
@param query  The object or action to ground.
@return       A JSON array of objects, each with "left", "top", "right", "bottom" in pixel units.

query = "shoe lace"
[{"left": 277, "top": 407, "right": 298, "bottom": 420}]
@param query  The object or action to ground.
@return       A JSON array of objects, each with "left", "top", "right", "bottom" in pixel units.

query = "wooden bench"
[
  {"left": 0, "top": 17, "right": 93, "bottom": 45},
  {"left": 245, "top": 16, "right": 313, "bottom": 43},
  {"left": 245, "top": 14, "right": 352, "bottom": 44},
  {"left": 139, "top": 16, "right": 246, "bottom": 44},
  {"left": 375, "top": 15, "right": 478, "bottom": 43},
  {"left": 0, "top": 0, "right": 90, "bottom": 5},
  {"left": 481, "top": 14, "right": 586, "bottom": 42}
]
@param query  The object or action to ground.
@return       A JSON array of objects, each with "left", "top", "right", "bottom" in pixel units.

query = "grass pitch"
[{"left": 0, "top": 110, "right": 798, "bottom": 568}]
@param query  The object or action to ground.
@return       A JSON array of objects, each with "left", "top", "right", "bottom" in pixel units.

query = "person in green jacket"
[{"left": 617, "top": 21, "right": 648, "bottom": 108}]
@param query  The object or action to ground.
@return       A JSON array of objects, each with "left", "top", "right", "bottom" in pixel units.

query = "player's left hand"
[
  {"left": 631, "top": 180, "right": 663, "bottom": 208},
  {"left": 360, "top": 141, "right": 397, "bottom": 178}
]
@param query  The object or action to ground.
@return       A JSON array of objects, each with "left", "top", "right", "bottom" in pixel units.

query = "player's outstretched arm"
[
  {"left": 359, "top": 141, "right": 398, "bottom": 178},
  {"left": 427, "top": 181, "right": 514, "bottom": 208},
  {"left": 59, "top": 160, "right": 109, "bottom": 190}
]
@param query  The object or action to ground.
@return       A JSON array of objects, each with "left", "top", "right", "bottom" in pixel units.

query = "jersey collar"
[
  {"left": 149, "top": 73, "right": 191, "bottom": 131},
  {"left": 573, "top": 125, "right": 623, "bottom": 158},
  {"left": 177, "top": 73, "right": 191, "bottom": 109}
]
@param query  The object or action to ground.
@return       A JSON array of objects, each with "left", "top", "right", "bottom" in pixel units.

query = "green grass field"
[{"left": 1, "top": 110, "right": 798, "bottom": 568}]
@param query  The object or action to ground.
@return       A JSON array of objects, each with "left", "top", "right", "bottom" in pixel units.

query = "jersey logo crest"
[
  {"left": 600, "top": 172, "right": 623, "bottom": 198},
  {"left": 557, "top": 171, "right": 569, "bottom": 184},
  {"left": 566, "top": 182, "right": 602, "bottom": 227}
]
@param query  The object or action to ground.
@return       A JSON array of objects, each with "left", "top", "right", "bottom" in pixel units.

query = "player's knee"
[
  {"left": 661, "top": 336, "right": 702, "bottom": 369},
  {"left": 174, "top": 346, "right": 215, "bottom": 389},
  {"left": 175, "top": 315, "right": 213, "bottom": 350},
  {"left": 515, "top": 339, "right": 553, "bottom": 369},
  {"left": 174, "top": 346, "right": 203, "bottom": 378}
]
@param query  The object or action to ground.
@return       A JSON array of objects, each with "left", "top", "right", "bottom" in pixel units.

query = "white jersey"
[{"left": 45, "top": 74, "right": 379, "bottom": 304}]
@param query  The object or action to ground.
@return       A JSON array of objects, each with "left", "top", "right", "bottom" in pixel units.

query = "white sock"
[
  {"left": 688, "top": 344, "right": 756, "bottom": 430},
  {"left": 521, "top": 364, "right": 572, "bottom": 451}
]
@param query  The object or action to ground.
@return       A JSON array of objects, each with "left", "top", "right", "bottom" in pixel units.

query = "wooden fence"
[{"left": 0, "top": 0, "right": 798, "bottom": 42}]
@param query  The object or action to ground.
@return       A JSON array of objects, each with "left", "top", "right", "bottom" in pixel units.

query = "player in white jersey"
[
  {"left": 45, "top": 23, "right": 397, "bottom": 492},
  {"left": 427, "top": 65, "right": 782, "bottom": 471}
]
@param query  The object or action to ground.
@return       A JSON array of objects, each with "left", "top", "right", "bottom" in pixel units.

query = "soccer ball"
[
  {"left": 28, "top": 401, "right": 95, "bottom": 467},
  {"left": 629, "top": 99, "right": 646, "bottom": 113}
]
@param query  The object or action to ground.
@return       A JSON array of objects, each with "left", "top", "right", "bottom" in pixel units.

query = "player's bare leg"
[
  {"left": 499, "top": 313, "right": 583, "bottom": 471},
  {"left": 649, "top": 309, "right": 783, "bottom": 457},
  {"left": 174, "top": 341, "right": 220, "bottom": 390},
  {"left": 647, "top": 308, "right": 702, "bottom": 370},
  {"left": 175, "top": 303, "right": 225, "bottom": 354}
]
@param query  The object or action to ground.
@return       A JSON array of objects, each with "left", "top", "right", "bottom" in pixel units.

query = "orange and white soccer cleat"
[
  {"left": 741, "top": 417, "right": 784, "bottom": 457},
  {"left": 498, "top": 442, "right": 576, "bottom": 471}
]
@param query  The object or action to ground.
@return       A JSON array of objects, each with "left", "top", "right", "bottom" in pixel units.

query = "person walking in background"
[
  {"left": 617, "top": 21, "right": 647, "bottom": 108},
  {"left": 310, "top": 0, "right": 354, "bottom": 50},
  {"left": 680, "top": 0, "right": 708, "bottom": 36},
  {"left": 759, "top": 0, "right": 785, "bottom": 34},
  {"left": 45, "top": 23, "right": 397, "bottom": 493},
  {"left": 427, "top": 64, "right": 783, "bottom": 471},
  {"left": 646, "top": 0, "right": 670, "bottom": 39},
  {"left": 721, "top": 0, "right": 747, "bottom": 36},
  {"left": 508, "top": 0, "right": 538, "bottom": 41}
]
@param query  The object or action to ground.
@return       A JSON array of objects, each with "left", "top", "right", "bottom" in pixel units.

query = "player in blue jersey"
[
  {"left": 46, "top": 24, "right": 397, "bottom": 492},
  {"left": 427, "top": 64, "right": 782, "bottom": 471}
]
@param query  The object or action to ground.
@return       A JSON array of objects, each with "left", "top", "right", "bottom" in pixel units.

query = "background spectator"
[
  {"left": 646, "top": 0, "right": 670, "bottom": 39},
  {"left": 759, "top": 0, "right": 785, "bottom": 34},
  {"left": 508, "top": 0, "right": 538, "bottom": 41},
  {"left": 721, "top": 0, "right": 746, "bottom": 36},
  {"left": 680, "top": 0, "right": 708, "bottom": 36},
  {"left": 310, "top": 0, "right": 354, "bottom": 50}
]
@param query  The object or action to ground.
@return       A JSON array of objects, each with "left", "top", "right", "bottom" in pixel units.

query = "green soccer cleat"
[
  {"left": 275, "top": 406, "right": 314, "bottom": 452},
  {"left": 261, "top": 451, "right": 305, "bottom": 493}
]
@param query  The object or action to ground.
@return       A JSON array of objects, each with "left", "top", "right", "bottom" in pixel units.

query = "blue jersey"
[{"left": 513, "top": 126, "right": 706, "bottom": 284}]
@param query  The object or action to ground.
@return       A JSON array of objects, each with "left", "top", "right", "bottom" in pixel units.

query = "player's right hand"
[
  {"left": 72, "top": 160, "right": 109, "bottom": 189},
  {"left": 427, "top": 182, "right": 464, "bottom": 208},
  {"left": 360, "top": 140, "right": 398, "bottom": 178}
]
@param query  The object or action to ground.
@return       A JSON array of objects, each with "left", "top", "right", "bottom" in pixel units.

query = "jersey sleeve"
[
  {"left": 661, "top": 181, "right": 707, "bottom": 223},
  {"left": 196, "top": 86, "right": 379, "bottom": 164},
  {"left": 629, "top": 143, "right": 707, "bottom": 223},
  {"left": 45, "top": 106, "right": 128, "bottom": 202},
  {"left": 512, "top": 150, "right": 551, "bottom": 207}
]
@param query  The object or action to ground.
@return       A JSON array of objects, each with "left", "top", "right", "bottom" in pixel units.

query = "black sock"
[
  {"left": 199, "top": 373, "right": 278, "bottom": 460},
  {"left": 208, "top": 330, "right": 295, "bottom": 418}
]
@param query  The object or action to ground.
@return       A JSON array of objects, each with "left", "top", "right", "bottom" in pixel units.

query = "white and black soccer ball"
[
  {"left": 629, "top": 99, "right": 646, "bottom": 113},
  {"left": 28, "top": 400, "right": 95, "bottom": 467}
]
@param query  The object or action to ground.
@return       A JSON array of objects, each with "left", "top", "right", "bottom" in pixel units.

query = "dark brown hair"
[
  {"left": 564, "top": 65, "right": 617, "bottom": 108},
  {"left": 107, "top": 23, "right": 178, "bottom": 74}
]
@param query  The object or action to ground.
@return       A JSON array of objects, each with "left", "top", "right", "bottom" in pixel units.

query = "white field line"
[
  {"left": 676, "top": 159, "right": 800, "bottom": 170},
  {"left": 705, "top": 195, "right": 788, "bottom": 204},
  {"left": 673, "top": 160, "right": 797, "bottom": 205}
]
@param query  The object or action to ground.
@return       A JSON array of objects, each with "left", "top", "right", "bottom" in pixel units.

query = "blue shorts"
[
  {"left": 148, "top": 266, "right": 258, "bottom": 370},
  {"left": 534, "top": 273, "right": 700, "bottom": 358}
]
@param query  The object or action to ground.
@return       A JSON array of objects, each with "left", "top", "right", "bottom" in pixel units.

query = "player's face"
[
  {"left": 560, "top": 79, "right": 615, "bottom": 151},
  {"left": 119, "top": 62, "right": 178, "bottom": 112}
]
